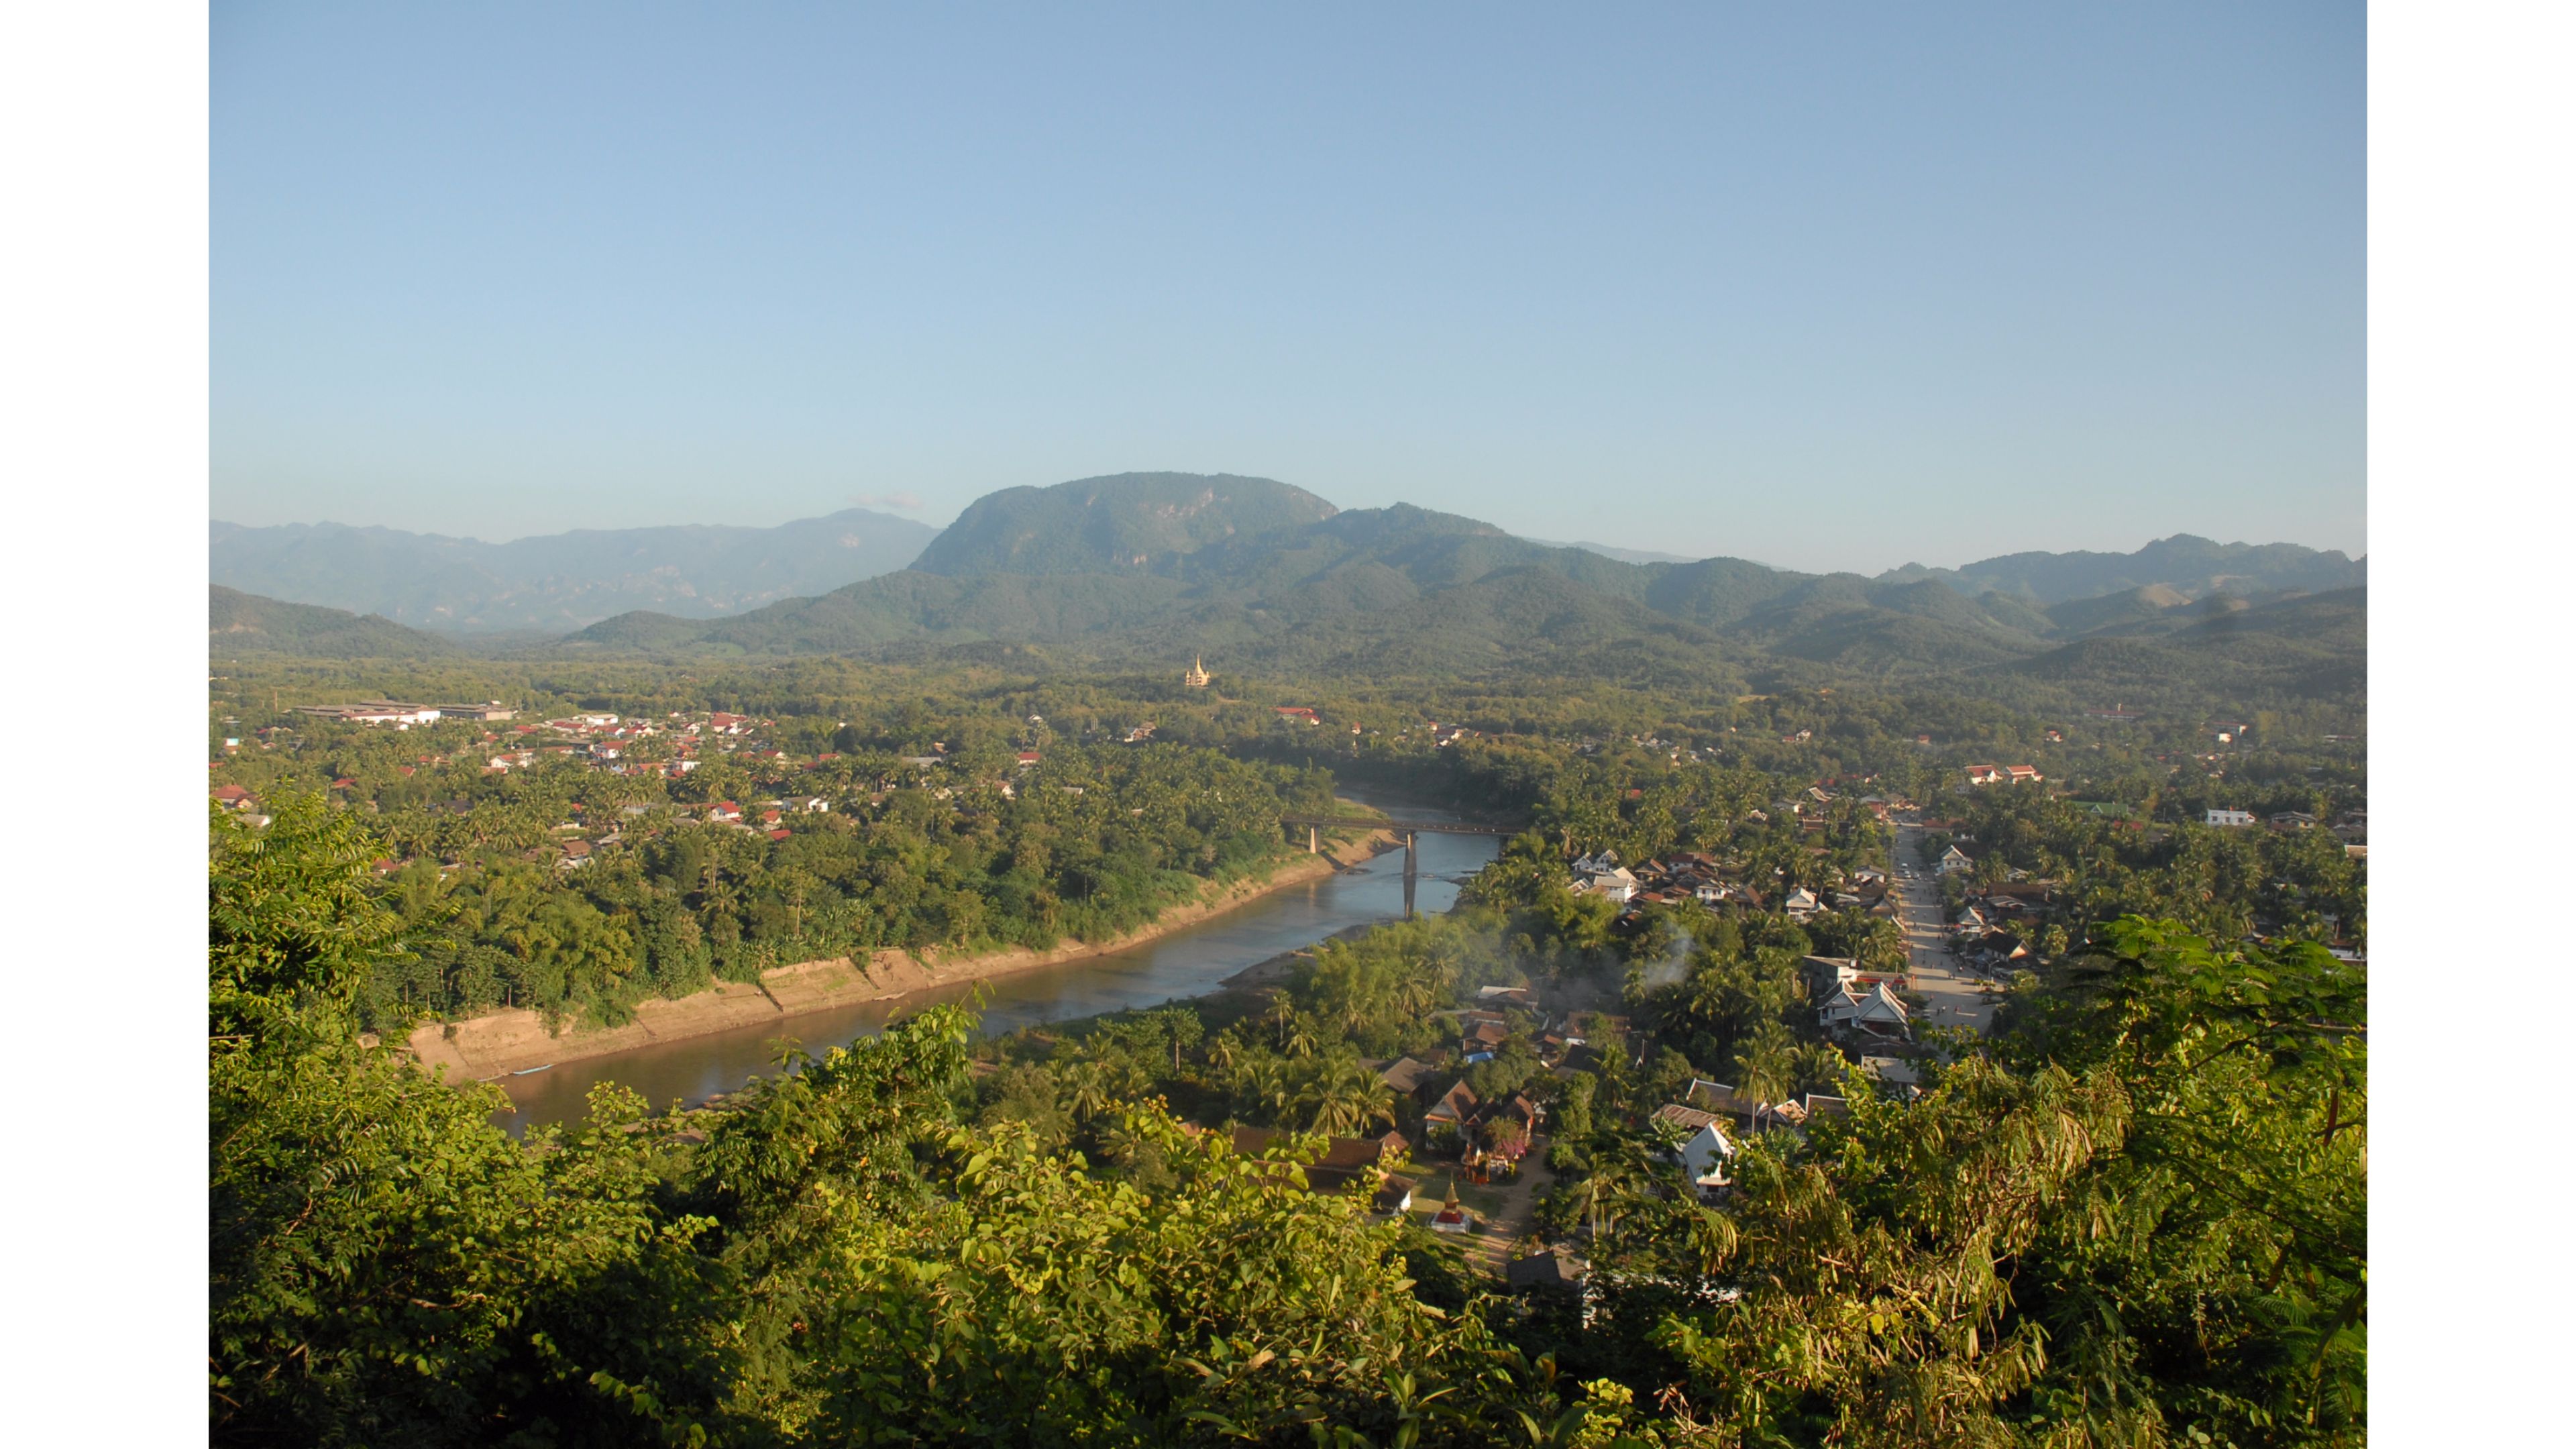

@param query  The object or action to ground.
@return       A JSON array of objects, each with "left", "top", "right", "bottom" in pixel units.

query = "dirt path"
[{"left": 1452, "top": 1148, "right": 1557, "bottom": 1277}]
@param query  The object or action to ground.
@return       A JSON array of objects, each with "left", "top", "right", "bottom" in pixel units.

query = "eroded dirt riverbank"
[{"left": 407, "top": 832, "right": 1397, "bottom": 1083}]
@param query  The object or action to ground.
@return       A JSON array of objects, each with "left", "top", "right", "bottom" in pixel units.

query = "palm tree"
[
  {"left": 1265, "top": 994, "right": 1297, "bottom": 1050},
  {"left": 1306, "top": 1059, "right": 1395, "bottom": 1136},
  {"left": 1060, "top": 1061, "right": 1113, "bottom": 1122},
  {"left": 1203, "top": 1030, "right": 1240, "bottom": 1076},
  {"left": 1734, "top": 1025, "right": 1798, "bottom": 1132},
  {"left": 1393, "top": 970, "right": 1440, "bottom": 1022},
  {"left": 1791, "top": 1041, "right": 1847, "bottom": 1097},
  {"left": 1566, "top": 1140, "right": 1649, "bottom": 1243},
  {"left": 1281, "top": 1013, "right": 1320, "bottom": 1061}
]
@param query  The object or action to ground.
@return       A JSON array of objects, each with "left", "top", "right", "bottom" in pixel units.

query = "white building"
[
  {"left": 1576, "top": 866, "right": 1638, "bottom": 903},
  {"left": 1652, "top": 1104, "right": 1735, "bottom": 1196},
  {"left": 2205, "top": 809, "right": 2255, "bottom": 828},
  {"left": 1819, "top": 981, "right": 1912, "bottom": 1039}
]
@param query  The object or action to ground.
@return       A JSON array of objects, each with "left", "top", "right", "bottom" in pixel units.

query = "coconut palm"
[
  {"left": 1733, "top": 1024, "right": 1799, "bottom": 1131},
  {"left": 1791, "top": 1041, "right": 1847, "bottom": 1097},
  {"left": 1202, "top": 1030, "right": 1240, "bottom": 1075},
  {"left": 1305, "top": 1059, "right": 1396, "bottom": 1137},
  {"left": 1281, "top": 1013, "right": 1320, "bottom": 1061},
  {"left": 1059, "top": 1061, "right": 1114, "bottom": 1122}
]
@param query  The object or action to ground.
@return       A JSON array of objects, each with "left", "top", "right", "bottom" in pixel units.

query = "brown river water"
[{"left": 496, "top": 795, "right": 1501, "bottom": 1132}]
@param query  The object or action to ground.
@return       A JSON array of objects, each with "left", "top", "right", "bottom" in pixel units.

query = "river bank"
[{"left": 407, "top": 828, "right": 1398, "bottom": 1082}]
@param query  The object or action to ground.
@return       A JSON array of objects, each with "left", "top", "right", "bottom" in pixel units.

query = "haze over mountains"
[
  {"left": 210, "top": 507, "right": 940, "bottom": 633},
  {"left": 211, "top": 472, "right": 2363, "bottom": 696}
]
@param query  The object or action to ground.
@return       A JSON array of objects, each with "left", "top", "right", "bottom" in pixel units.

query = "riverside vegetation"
[{"left": 210, "top": 653, "right": 2364, "bottom": 1446}]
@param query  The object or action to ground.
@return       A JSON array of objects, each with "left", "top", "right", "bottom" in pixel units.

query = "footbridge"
[{"left": 1278, "top": 815, "right": 1519, "bottom": 918}]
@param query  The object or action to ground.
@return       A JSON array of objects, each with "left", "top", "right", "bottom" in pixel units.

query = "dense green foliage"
[
  {"left": 206, "top": 614, "right": 2366, "bottom": 1446},
  {"left": 211, "top": 714, "right": 2363, "bottom": 1445},
  {"left": 217, "top": 715, "right": 1329, "bottom": 1028}
]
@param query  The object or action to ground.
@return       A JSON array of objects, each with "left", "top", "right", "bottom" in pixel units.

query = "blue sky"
[{"left": 212, "top": 3, "right": 2363, "bottom": 574}]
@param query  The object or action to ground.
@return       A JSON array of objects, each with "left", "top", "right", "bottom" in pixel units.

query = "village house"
[
  {"left": 1817, "top": 981, "right": 1912, "bottom": 1040},
  {"left": 1377, "top": 1057, "right": 1440, "bottom": 1098},
  {"left": 1506, "top": 1246, "right": 1589, "bottom": 1297},
  {"left": 1860, "top": 1056, "right": 1922, "bottom": 1093},
  {"left": 1421, "top": 1081, "right": 1480, "bottom": 1142},
  {"left": 1652, "top": 1104, "right": 1735, "bottom": 1197},
  {"left": 1680, "top": 1079, "right": 1846, "bottom": 1136},
  {"left": 2206, "top": 808, "right": 2256, "bottom": 828},
  {"left": 1575, "top": 865, "right": 1638, "bottom": 903},
  {"left": 1963, "top": 929, "right": 2029, "bottom": 971}
]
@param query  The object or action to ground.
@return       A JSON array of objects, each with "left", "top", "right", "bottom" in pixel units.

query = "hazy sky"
[{"left": 213, "top": 3, "right": 2363, "bottom": 574}]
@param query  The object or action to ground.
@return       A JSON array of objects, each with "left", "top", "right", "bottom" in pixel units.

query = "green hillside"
[
  {"left": 497, "top": 474, "right": 2369, "bottom": 710},
  {"left": 209, "top": 586, "right": 458, "bottom": 658},
  {"left": 2001, "top": 588, "right": 2365, "bottom": 702},
  {"left": 911, "top": 472, "right": 1338, "bottom": 576},
  {"left": 1884, "top": 533, "right": 2365, "bottom": 604}
]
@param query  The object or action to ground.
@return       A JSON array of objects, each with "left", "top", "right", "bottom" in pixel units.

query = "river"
[{"left": 496, "top": 794, "right": 1503, "bottom": 1132}]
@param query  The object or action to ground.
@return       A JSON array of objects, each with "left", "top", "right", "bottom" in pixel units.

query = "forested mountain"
[
  {"left": 910, "top": 472, "right": 1338, "bottom": 576},
  {"left": 215, "top": 472, "right": 2362, "bottom": 708},
  {"left": 1880, "top": 532, "right": 2366, "bottom": 604},
  {"left": 211, "top": 585, "right": 458, "bottom": 658},
  {"left": 209, "top": 506, "right": 938, "bottom": 633},
  {"left": 561, "top": 473, "right": 2363, "bottom": 704}
]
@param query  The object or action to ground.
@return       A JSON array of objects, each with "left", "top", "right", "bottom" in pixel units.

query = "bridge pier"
[
  {"left": 1402, "top": 830, "right": 1417, "bottom": 918},
  {"left": 1309, "top": 824, "right": 1319, "bottom": 855}
]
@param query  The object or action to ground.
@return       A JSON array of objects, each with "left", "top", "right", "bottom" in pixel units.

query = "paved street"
[{"left": 1890, "top": 822, "right": 1998, "bottom": 1034}]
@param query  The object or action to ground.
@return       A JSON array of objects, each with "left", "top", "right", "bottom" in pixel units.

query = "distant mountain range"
[
  {"left": 211, "top": 472, "right": 2362, "bottom": 699},
  {"left": 1880, "top": 534, "right": 2367, "bottom": 605},
  {"left": 1529, "top": 540, "right": 1703, "bottom": 566},
  {"left": 553, "top": 472, "right": 2360, "bottom": 692},
  {"left": 209, "top": 507, "right": 940, "bottom": 633}
]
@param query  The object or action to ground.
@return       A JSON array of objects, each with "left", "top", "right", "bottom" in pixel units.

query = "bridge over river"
[{"left": 1279, "top": 814, "right": 1519, "bottom": 917}]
